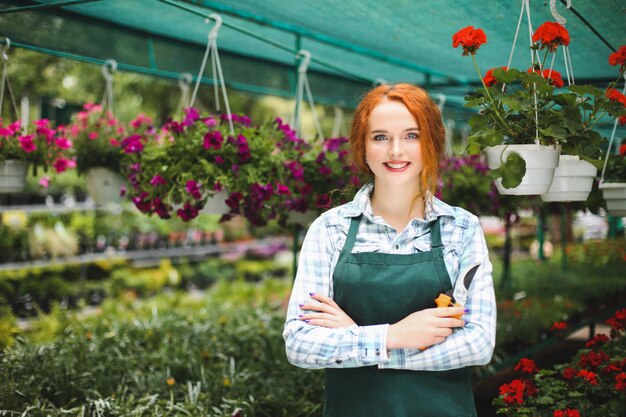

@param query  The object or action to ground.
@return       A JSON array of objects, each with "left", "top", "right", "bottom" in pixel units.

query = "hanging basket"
[
  {"left": 485, "top": 144, "right": 561, "bottom": 195},
  {"left": 0, "top": 159, "right": 29, "bottom": 194},
  {"left": 599, "top": 182, "right": 626, "bottom": 217},
  {"left": 85, "top": 167, "right": 126, "bottom": 205},
  {"left": 200, "top": 191, "right": 230, "bottom": 215},
  {"left": 541, "top": 155, "right": 598, "bottom": 202}
]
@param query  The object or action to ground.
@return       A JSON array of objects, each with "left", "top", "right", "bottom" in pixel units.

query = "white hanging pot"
[
  {"left": 201, "top": 190, "right": 230, "bottom": 215},
  {"left": 85, "top": 167, "right": 126, "bottom": 204},
  {"left": 485, "top": 144, "right": 561, "bottom": 195},
  {"left": 599, "top": 182, "right": 626, "bottom": 217},
  {"left": 541, "top": 155, "right": 597, "bottom": 202},
  {"left": 0, "top": 159, "right": 29, "bottom": 194}
]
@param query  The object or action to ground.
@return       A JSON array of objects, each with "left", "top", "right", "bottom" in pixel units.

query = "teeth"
[{"left": 387, "top": 162, "right": 409, "bottom": 169}]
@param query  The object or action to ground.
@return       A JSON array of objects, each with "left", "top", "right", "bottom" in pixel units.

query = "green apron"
[{"left": 324, "top": 215, "right": 476, "bottom": 417}]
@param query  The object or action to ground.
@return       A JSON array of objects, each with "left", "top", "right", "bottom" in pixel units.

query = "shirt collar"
[{"left": 338, "top": 181, "right": 457, "bottom": 222}]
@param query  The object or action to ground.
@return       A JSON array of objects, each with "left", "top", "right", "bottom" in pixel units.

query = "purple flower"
[
  {"left": 203, "top": 130, "right": 223, "bottom": 150},
  {"left": 122, "top": 134, "right": 144, "bottom": 154},
  {"left": 150, "top": 175, "right": 167, "bottom": 186},
  {"left": 232, "top": 164, "right": 240, "bottom": 174},
  {"left": 120, "top": 185, "right": 127, "bottom": 197},
  {"left": 225, "top": 192, "right": 244, "bottom": 211},
  {"left": 215, "top": 155, "right": 224, "bottom": 165},
  {"left": 315, "top": 152, "right": 326, "bottom": 164},
  {"left": 213, "top": 182, "right": 223, "bottom": 192},
  {"left": 164, "top": 119, "right": 185, "bottom": 133},
  {"left": 319, "top": 165, "right": 332, "bottom": 176},
  {"left": 55, "top": 137, "right": 73, "bottom": 149},
  {"left": 275, "top": 182, "right": 291, "bottom": 195},
  {"left": 19, "top": 135, "right": 36, "bottom": 153},
  {"left": 202, "top": 116, "right": 217, "bottom": 127},
  {"left": 132, "top": 192, "right": 152, "bottom": 213},
  {"left": 316, "top": 193, "right": 331, "bottom": 208},
  {"left": 221, "top": 113, "right": 251, "bottom": 126},
  {"left": 183, "top": 107, "right": 200, "bottom": 127},
  {"left": 185, "top": 180, "right": 202, "bottom": 200},
  {"left": 323, "top": 137, "right": 347, "bottom": 152},
  {"left": 285, "top": 161, "right": 304, "bottom": 181},
  {"left": 152, "top": 198, "right": 171, "bottom": 219},
  {"left": 177, "top": 202, "right": 199, "bottom": 222}
]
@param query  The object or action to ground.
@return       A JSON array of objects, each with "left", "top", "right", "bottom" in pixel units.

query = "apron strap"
[
  {"left": 333, "top": 215, "right": 361, "bottom": 280},
  {"left": 430, "top": 217, "right": 451, "bottom": 293}
]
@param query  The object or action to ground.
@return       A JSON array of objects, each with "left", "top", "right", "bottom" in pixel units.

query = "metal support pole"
[
  {"left": 292, "top": 224, "right": 300, "bottom": 281},
  {"left": 500, "top": 214, "right": 512, "bottom": 290},
  {"left": 561, "top": 205, "right": 567, "bottom": 272},
  {"left": 537, "top": 208, "right": 545, "bottom": 262}
]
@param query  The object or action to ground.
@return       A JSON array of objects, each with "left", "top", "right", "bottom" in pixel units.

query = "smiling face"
[{"left": 365, "top": 99, "right": 424, "bottom": 189}]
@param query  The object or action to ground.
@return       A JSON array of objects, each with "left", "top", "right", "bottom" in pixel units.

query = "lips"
[{"left": 384, "top": 161, "right": 410, "bottom": 171}]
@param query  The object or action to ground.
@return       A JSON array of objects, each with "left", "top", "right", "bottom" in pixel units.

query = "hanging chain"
[
  {"left": 100, "top": 59, "right": 117, "bottom": 115},
  {"left": 292, "top": 49, "right": 324, "bottom": 141},
  {"left": 0, "top": 38, "right": 20, "bottom": 122}
]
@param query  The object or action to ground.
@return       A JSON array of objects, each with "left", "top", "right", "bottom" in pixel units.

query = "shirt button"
[
  {"left": 335, "top": 358, "right": 343, "bottom": 364},
  {"left": 394, "top": 244, "right": 400, "bottom": 250}
]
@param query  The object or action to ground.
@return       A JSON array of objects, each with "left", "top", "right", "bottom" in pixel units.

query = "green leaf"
[
  {"left": 493, "top": 67, "right": 519, "bottom": 83},
  {"left": 490, "top": 152, "right": 526, "bottom": 189},
  {"left": 568, "top": 85, "right": 601, "bottom": 96},
  {"left": 539, "top": 124, "right": 568, "bottom": 140}
]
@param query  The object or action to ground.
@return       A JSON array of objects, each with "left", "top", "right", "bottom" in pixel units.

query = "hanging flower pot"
[
  {"left": 485, "top": 144, "right": 561, "bottom": 195},
  {"left": 599, "top": 182, "right": 626, "bottom": 217},
  {"left": 0, "top": 159, "right": 29, "bottom": 194},
  {"left": 541, "top": 155, "right": 598, "bottom": 202},
  {"left": 86, "top": 167, "right": 126, "bottom": 204},
  {"left": 200, "top": 190, "right": 230, "bottom": 215}
]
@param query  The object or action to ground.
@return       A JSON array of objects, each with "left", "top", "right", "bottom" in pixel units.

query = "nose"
[{"left": 389, "top": 137, "right": 403, "bottom": 158}]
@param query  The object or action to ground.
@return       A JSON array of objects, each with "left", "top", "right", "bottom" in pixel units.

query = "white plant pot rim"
[{"left": 599, "top": 182, "right": 626, "bottom": 189}]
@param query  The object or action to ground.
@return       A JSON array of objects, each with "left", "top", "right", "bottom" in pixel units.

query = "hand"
[
  {"left": 387, "top": 307, "right": 465, "bottom": 350},
  {"left": 299, "top": 293, "right": 356, "bottom": 329}
]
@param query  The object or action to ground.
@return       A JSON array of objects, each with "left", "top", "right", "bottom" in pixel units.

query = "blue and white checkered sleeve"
[
  {"left": 380, "top": 215, "right": 496, "bottom": 370},
  {"left": 283, "top": 214, "right": 390, "bottom": 369}
]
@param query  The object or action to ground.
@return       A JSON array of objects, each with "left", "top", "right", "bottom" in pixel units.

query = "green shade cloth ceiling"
[{"left": 0, "top": 0, "right": 625, "bottom": 111}]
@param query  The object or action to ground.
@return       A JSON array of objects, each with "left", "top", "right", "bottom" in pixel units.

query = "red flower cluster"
[
  {"left": 606, "top": 307, "right": 626, "bottom": 338},
  {"left": 620, "top": 143, "right": 626, "bottom": 156},
  {"left": 527, "top": 68, "right": 565, "bottom": 88},
  {"left": 585, "top": 333, "right": 609, "bottom": 348},
  {"left": 605, "top": 88, "right": 626, "bottom": 106},
  {"left": 515, "top": 358, "right": 539, "bottom": 374},
  {"left": 608, "top": 45, "right": 626, "bottom": 68},
  {"left": 452, "top": 26, "right": 487, "bottom": 56},
  {"left": 616, "top": 372, "right": 626, "bottom": 392},
  {"left": 562, "top": 367, "right": 577, "bottom": 380},
  {"left": 483, "top": 67, "right": 509, "bottom": 87},
  {"left": 553, "top": 409, "right": 580, "bottom": 417},
  {"left": 499, "top": 378, "right": 536, "bottom": 405},
  {"left": 550, "top": 321, "right": 568, "bottom": 332},
  {"left": 577, "top": 369, "right": 598, "bottom": 385},
  {"left": 532, "top": 21, "right": 570, "bottom": 52},
  {"left": 578, "top": 350, "right": 609, "bottom": 369}
]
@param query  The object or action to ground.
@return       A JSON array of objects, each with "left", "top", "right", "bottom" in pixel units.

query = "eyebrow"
[{"left": 370, "top": 128, "right": 420, "bottom": 134}]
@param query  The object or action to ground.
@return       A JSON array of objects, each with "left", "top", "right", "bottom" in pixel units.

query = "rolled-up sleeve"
[
  {"left": 283, "top": 215, "right": 391, "bottom": 369},
  {"left": 380, "top": 215, "right": 496, "bottom": 371}
]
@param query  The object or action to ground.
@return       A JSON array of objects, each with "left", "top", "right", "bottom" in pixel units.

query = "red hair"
[{"left": 349, "top": 83, "right": 445, "bottom": 198}]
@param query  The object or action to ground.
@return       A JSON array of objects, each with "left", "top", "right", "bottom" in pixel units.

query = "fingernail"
[
  {"left": 298, "top": 303, "right": 304, "bottom": 308},
  {"left": 464, "top": 308, "right": 470, "bottom": 313},
  {"left": 304, "top": 320, "right": 310, "bottom": 323},
  {"left": 309, "top": 292, "right": 316, "bottom": 296},
  {"left": 298, "top": 314, "right": 304, "bottom": 318}
]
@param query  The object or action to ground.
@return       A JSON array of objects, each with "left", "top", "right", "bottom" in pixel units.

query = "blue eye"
[
  {"left": 373, "top": 134, "right": 387, "bottom": 141},
  {"left": 406, "top": 132, "right": 419, "bottom": 140}
]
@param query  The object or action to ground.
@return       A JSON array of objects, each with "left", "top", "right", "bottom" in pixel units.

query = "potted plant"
[
  {"left": 124, "top": 108, "right": 294, "bottom": 226},
  {"left": 453, "top": 24, "right": 626, "bottom": 196},
  {"left": 63, "top": 103, "right": 128, "bottom": 204},
  {"left": 0, "top": 118, "right": 75, "bottom": 193},
  {"left": 599, "top": 142, "right": 626, "bottom": 216}
]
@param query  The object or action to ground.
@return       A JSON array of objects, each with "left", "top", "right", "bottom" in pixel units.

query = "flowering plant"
[
  {"left": 125, "top": 109, "right": 298, "bottom": 225},
  {"left": 0, "top": 117, "right": 75, "bottom": 174},
  {"left": 453, "top": 23, "right": 626, "bottom": 188},
  {"left": 602, "top": 142, "right": 626, "bottom": 182},
  {"left": 63, "top": 103, "right": 127, "bottom": 175},
  {"left": 494, "top": 308, "right": 626, "bottom": 416}
]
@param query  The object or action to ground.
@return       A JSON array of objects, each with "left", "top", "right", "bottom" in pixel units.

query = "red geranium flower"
[
  {"left": 452, "top": 26, "right": 487, "bottom": 56},
  {"left": 554, "top": 409, "right": 581, "bottom": 417},
  {"left": 578, "top": 350, "right": 609, "bottom": 369},
  {"left": 562, "top": 367, "right": 577, "bottom": 380},
  {"left": 608, "top": 45, "right": 626, "bottom": 67},
  {"left": 585, "top": 333, "right": 610, "bottom": 348},
  {"left": 499, "top": 379, "right": 526, "bottom": 405},
  {"left": 515, "top": 358, "right": 539, "bottom": 374},
  {"left": 532, "top": 21, "right": 570, "bottom": 52},
  {"left": 620, "top": 143, "right": 626, "bottom": 156},
  {"left": 577, "top": 369, "right": 599, "bottom": 385},
  {"left": 616, "top": 372, "right": 626, "bottom": 392},
  {"left": 528, "top": 68, "right": 565, "bottom": 88},
  {"left": 605, "top": 88, "right": 626, "bottom": 106},
  {"left": 483, "top": 66, "right": 509, "bottom": 87}
]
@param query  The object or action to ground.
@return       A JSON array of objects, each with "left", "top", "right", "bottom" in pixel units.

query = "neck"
[{"left": 370, "top": 180, "right": 426, "bottom": 231}]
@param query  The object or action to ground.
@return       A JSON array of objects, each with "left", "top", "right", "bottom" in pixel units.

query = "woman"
[{"left": 283, "top": 83, "right": 496, "bottom": 416}]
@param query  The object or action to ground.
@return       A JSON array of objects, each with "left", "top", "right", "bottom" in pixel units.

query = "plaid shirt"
[{"left": 283, "top": 182, "right": 496, "bottom": 370}]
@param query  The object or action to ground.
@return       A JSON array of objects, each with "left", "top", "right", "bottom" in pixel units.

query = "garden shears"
[{"left": 434, "top": 262, "right": 481, "bottom": 319}]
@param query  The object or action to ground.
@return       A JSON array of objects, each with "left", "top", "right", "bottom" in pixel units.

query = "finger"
[
  {"left": 300, "top": 312, "right": 337, "bottom": 322},
  {"left": 305, "top": 319, "right": 342, "bottom": 328},
  {"left": 435, "top": 327, "right": 454, "bottom": 338},
  {"left": 439, "top": 318, "right": 465, "bottom": 328},
  {"left": 310, "top": 293, "right": 340, "bottom": 308},
  {"left": 301, "top": 302, "right": 339, "bottom": 315},
  {"left": 434, "top": 307, "right": 466, "bottom": 318}
]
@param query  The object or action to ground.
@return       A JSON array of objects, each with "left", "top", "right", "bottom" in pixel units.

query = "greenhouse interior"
[{"left": 0, "top": 0, "right": 625, "bottom": 416}]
